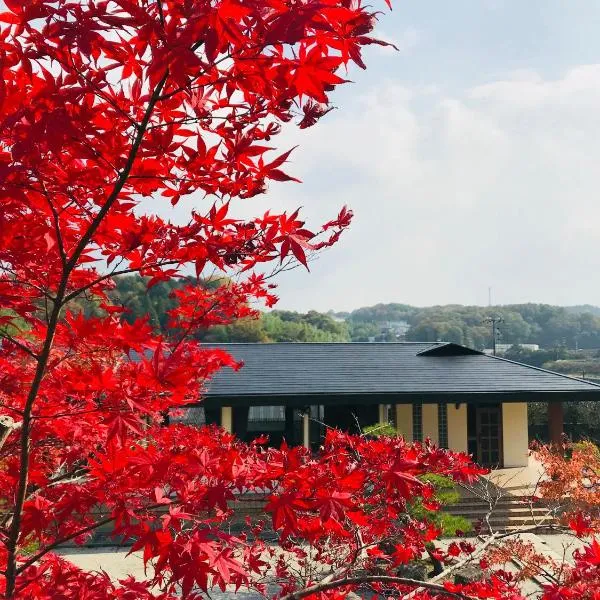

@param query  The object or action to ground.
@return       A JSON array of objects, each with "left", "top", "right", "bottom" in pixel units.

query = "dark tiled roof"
[{"left": 202, "top": 342, "right": 600, "bottom": 400}]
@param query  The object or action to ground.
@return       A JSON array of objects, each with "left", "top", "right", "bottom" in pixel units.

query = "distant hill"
[
  {"left": 337, "top": 302, "right": 600, "bottom": 350},
  {"left": 76, "top": 275, "right": 600, "bottom": 351},
  {"left": 565, "top": 305, "right": 600, "bottom": 317}
]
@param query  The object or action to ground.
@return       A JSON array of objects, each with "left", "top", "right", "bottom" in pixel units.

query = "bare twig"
[
  {"left": 0, "top": 331, "right": 38, "bottom": 360},
  {"left": 0, "top": 416, "right": 22, "bottom": 453},
  {"left": 279, "top": 575, "right": 476, "bottom": 600}
]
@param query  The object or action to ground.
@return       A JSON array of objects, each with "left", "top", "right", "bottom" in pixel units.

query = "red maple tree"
[{"left": 2, "top": 1, "right": 600, "bottom": 598}]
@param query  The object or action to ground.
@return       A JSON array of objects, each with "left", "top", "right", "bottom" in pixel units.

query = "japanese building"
[{"left": 173, "top": 342, "right": 600, "bottom": 468}]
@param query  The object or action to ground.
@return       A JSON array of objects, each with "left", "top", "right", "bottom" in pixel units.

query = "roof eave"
[{"left": 198, "top": 389, "right": 600, "bottom": 408}]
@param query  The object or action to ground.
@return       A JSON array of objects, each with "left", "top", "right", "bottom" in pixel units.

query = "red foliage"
[
  {"left": 529, "top": 442, "right": 600, "bottom": 599},
  {"left": 0, "top": 0, "right": 383, "bottom": 594},
  {"left": 2, "top": 0, "right": 600, "bottom": 598}
]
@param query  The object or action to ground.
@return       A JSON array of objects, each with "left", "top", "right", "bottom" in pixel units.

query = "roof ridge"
[
  {"left": 417, "top": 342, "right": 482, "bottom": 357},
  {"left": 485, "top": 354, "right": 600, "bottom": 388}
]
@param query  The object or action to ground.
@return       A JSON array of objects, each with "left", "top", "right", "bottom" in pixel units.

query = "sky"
[
  {"left": 12, "top": 1, "right": 600, "bottom": 312},
  {"left": 173, "top": 0, "right": 600, "bottom": 313}
]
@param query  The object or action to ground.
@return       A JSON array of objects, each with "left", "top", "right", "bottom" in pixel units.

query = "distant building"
[
  {"left": 381, "top": 320, "right": 410, "bottom": 339},
  {"left": 483, "top": 343, "right": 540, "bottom": 356},
  {"left": 330, "top": 315, "right": 347, "bottom": 323}
]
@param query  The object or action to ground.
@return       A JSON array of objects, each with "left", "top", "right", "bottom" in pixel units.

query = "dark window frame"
[
  {"left": 412, "top": 403, "right": 423, "bottom": 442},
  {"left": 438, "top": 403, "right": 448, "bottom": 448}
]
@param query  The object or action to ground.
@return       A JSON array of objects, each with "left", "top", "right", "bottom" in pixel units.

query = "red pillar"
[{"left": 548, "top": 401, "right": 564, "bottom": 445}]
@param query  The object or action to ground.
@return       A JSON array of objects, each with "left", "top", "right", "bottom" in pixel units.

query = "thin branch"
[
  {"left": 39, "top": 181, "right": 68, "bottom": 268},
  {"left": 0, "top": 267, "right": 56, "bottom": 302},
  {"left": 16, "top": 502, "right": 164, "bottom": 576},
  {"left": 404, "top": 533, "right": 500, "bottom": 600},
  {"left": 64, "top": 47, "right": 139, "bottom": 130},
  {"left": 280, "top": 575, "right": 476, "bottom": 600},
  {"left": 61, "top": 259, "right": 180, "bottom": 305},
  {"left": 0, "top": 403, "right": 24, "bottom": 417},
  {"left": 156, "top": 0, "right": 165, "bottom": 26},
  {"left": 15, "top": 516, "right": 115, "bottom": 576},
  {"left": 65, "top": 71, "right": 169, "bottom": 272},
  {"left": 0, "top": 331, "right": 38, "bottom": 360}
]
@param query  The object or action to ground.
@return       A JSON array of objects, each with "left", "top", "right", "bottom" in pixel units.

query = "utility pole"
[{"left": 484, "top": 315, "right": 503, "bottom": 355}]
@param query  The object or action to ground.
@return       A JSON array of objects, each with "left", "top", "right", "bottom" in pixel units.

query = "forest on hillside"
[
  {"left": 340, "top": 303, "right": 600, "bottom": 349},
  {"left": 76, "top": 276, "right": 351, "bottom": 343},
  {"left": 79, "top": 275, "right": 600, "bottom": 353}
]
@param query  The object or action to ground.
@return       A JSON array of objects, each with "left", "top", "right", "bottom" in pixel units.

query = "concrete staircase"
[
  {"left": 447, "top": 496, "right": 555, "bottom": 532},
  {"left": 445, "top": 480, "right": 557, "bottom": 533}
]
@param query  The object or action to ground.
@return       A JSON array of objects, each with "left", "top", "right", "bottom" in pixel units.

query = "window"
[
  {"left": 248, "top": 406, "right": 286, "bottom": 423},
  {"left": 412, "top": 403, "right": 423, "bottom": 442},
  {"left": 247, "top": 406, "right": 288, "bottom": 434},
  {"left": 242, "top": 405, "right": 303, "bottom": 447},
  {"left": 379, "top": 404, "right": 391, "bottom": 425},
  {"left": 438, "top": 403, "right": 448, "bottom": 448}
]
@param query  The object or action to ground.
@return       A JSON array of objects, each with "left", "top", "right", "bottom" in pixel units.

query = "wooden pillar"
[
  {"left": 233, "top": 406, "right": 249, "bottom": 441},
  {"left": 548, "top": 401, "right": 564, "bottom": 445},
  {"left": 221, "top": 406, "right": 233, "bottom": 433},
  {"left": 303, "top": 412, "right": 310, "bottom": 448},
  {"left": 284, "top": 407, "right": 296, "bottom": 445}
]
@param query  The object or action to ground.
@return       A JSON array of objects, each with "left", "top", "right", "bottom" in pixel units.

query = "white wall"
[
  {"left": 447, "top": 404, "right": 468, "bottom": 453},
  {"left": 422, "top": 404, "right": 439, "bottom": 444},
  {"left": 395, "top": 404, "right": 413, "bottom": 440},
  {"left": 221, "top": 406, "right": 233, "bottom": 433},
  {"left": 502, "top": 402, "right": 529, "bottom": 467}
]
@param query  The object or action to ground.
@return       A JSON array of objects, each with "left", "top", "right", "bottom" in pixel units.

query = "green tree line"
[
  {"left": 341, "top": 302, "right": 600, "bottom": 350},
  {"left": 75, "top": 275, "right": 351, "bottom": 343},
  {"left": 78, "top": 276, "right": 600, "bottom": 350}
]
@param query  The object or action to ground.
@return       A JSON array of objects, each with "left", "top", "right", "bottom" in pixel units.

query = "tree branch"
[
  {"left": 65, "top": 70, "right": 169, "bottom": 273},
  {"left": 279, "top": 575, "right": 476, "bottom": 600},
  {"left": 156, "top": 0, "right": 165, "bottom": 26},
  {"left": 16, "top": 502, "right": 165, "bottom": 576},
  {"left": 61, "top": 259, "right": 179, "bottom": 305},
  {"left": 40, "top": 182, "right": 68, "bottom": 269},
  {"left": 15, "top": 515, "right": 115, "bottom": 576},
  {"left": 403, "top": 533, "right": 500, "bottom": 600},
  {"left": 0, "top": 331, "right": 38, "bottom": 360}
]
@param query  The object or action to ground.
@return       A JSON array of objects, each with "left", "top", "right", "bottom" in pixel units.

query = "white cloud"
[
  {"left": 254, "top": 65, "right": 600, "bottom": 311},
  {"left": 152, "top": 64, "right": 600, "bottom": 312}
]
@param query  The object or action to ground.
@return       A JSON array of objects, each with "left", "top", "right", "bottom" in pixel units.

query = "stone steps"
[{"left": 444, "top": 494, "right": 557, "bottom": 531}]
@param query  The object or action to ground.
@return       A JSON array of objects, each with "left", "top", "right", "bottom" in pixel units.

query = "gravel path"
[{"left": 58, "top": 533, "right": 590, "bottom": 598}]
